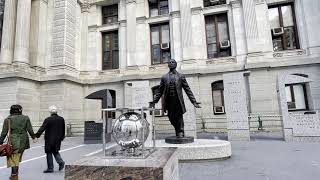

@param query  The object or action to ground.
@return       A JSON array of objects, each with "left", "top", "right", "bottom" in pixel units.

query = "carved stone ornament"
[{"left": 80, "top": 1, "right": 91, "bottom": 13}]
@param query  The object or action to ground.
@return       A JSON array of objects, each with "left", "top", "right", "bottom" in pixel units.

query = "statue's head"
[{"left": 168, "top": 59, "right": 177, "bottom": 70}]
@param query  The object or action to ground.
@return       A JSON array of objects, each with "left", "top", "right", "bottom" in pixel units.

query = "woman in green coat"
[{"left": 0, "top": 105, "right": 36, "bottom": 180}]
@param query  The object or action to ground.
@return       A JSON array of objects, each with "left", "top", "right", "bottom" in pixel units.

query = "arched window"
[{"left": 212, "top": 81, "right": 225, "bottom": 115}]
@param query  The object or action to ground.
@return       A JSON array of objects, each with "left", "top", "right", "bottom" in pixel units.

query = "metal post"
[
  {"left": 152, "top": 108, "right": 156, "bottom": 149},
  {"left": 102, "top": 109, "right": 106, "bottom": 156},
  {"left": 258, "top": 116, "right": 263, "bottom": 130},
  {"left": 141, "top": 107, "right": 145, "bottom": 152}
]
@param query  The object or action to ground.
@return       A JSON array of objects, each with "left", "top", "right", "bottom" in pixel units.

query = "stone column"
[
  {"left": 241, "top": 0, "right": 261, "bottom": 54},
  {"left": 80, "top": 1, "right": 90, "bottom": 71},
  {"left": 126, "top": 0, "right": 136, "bottom": 66},
  {"left": 13, "top": 0, "right": 32, "bottom": 64},
  {"left": 119, "top": 0, "right": 127, "bottom": 68},
  {"left": 0, "top": 0, "right": 17, "bottom": 64},
  {"left": 29, "top": 0, "right": 48, "bottom": 68}
]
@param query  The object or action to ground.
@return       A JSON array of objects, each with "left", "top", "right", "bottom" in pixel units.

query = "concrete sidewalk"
[{"left": 180, "top": 140, "right": 320, "bottom": 180}]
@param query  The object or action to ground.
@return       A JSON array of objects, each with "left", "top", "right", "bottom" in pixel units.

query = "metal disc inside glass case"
[{"left": 112, "top": 112, "right": 150, "bottom": 149}]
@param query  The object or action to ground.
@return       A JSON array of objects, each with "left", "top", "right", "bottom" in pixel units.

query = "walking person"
[
  {"left": 36, "top": 105, "right": 65, "bottom": 173},
  {"left": 0, "top": 105, "right": 37, "bottom": 180}
]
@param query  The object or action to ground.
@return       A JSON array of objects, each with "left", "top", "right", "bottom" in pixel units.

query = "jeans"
[{"left": 46, "top": 152, "right": 64, "bottom": 170}]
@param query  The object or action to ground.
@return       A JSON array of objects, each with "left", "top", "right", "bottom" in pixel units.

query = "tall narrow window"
[
  {"left": 102, "top": 4, "right": 118, "bottom": 25},
  {"left": 102, "top": 31, "right": 119, "bottom": 70},
  {"left": 152, "top": 85, "right": 166, "bottom": 116},
  {"left": 268, "top": 3, "right": 299, "bottom": 51},
  {"left": 212, "top": 81, "right": 225, "bottom": 115},
  {"left": 204, "top": 0, "right": 226, "bottom": 7},
  {"left": 205, "top": 14, "right": 231, "bottom": 59},
  {"left": 150, "top": 23, "right": 171, "bottom": 64},
  {"left": 149, "top": 0, "right": 169, "bottom": 17},
  {"left": 285, "top": 84, "right": 308, "bottom": 111},
  {"left": 0, "top": 0, "right": 4, "bottom": 51}
]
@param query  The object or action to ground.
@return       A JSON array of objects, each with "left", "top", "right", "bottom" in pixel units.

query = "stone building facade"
[{"left": 0, "top": 0, "right": 319, "bottom": 135}]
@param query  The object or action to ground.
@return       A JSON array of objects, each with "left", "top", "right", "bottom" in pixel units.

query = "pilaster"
[
  {"left": 0, "top": 0, "right": 17, "bottom": 64},
  {"left": 51, "top": 0, "right": 77, "bottom": 69},
  {"left": 241, "top": 0, "right": 262, "bottom": 55},
  {"left": 126, "top": 0, "right": 137, "bottom": 66},
  {"left": 80, "top": 1, "right": 90, "bottom": 71}
]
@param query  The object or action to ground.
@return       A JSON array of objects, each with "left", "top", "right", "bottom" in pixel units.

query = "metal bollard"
[
  {"left": 67, "top": 123, "right": 72, "bottom": 136},
  {"left": 258, "top": 116, "right": 263, "bottom": 130}
]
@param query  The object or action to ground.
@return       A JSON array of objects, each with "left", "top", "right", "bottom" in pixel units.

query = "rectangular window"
[
  {"left": 150, "top": 23, "right": 171, "bottom": 64},
  {"left": 205, "top": 14, "right": 231, "bottom": 59},
  {"left": 268, "top": 3, "right": 299, "bottom": 51},
  {"left": 102, "top": 4, "right": 118, "bottom": 25},
  {"left": 212, "top": 81, "right": 225, "bottom": 115},
  {"left": 102, "top": 31, "right": 119, "bottom": 70},
  {"left": 204, "top": 0, "right": 226, "bottom": 7},
  {"left": 149, "top": 0, "right": 169, "bottom": 17},
  {"left": 152, "top": 86, "right": 167, "bottom": 116},
  {"left": 285, "top": 84, "right": 308, "bottom": 111}
]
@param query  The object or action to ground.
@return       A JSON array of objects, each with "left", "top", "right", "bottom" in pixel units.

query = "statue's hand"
[
  {"left": 149, "top": 102, "right": 155, "bottom": 108},
  {"left": 193, "top": 102, "right": 201, "bottom": 108}
]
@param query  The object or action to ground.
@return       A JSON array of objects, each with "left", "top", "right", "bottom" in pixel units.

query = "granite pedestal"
[
  {"left": 65, "top": 148, "right": 179, "bottom": 180},
  {"left": 148, "top": 139, "right": 231, "bottom": 161}
]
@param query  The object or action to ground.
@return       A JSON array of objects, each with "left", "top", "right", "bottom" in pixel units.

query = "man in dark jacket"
[
  {"left": 36, "top": 105, "right": 65, "bottom": 173},
  {"left": 150, "top": 59, "right": 201, "bottom": 138}
]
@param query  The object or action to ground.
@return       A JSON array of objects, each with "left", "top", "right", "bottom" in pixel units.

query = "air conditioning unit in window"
[
  {"left": 154, "top": 109, "right": 162, "bottom": 117},
  {"left": 210, "top": 0, "right": 220, "bottom": 5},
  {"left": 214, "top": 106, "right": 225, "bottom": 114},
  {"left": 272, "top": 27, "right": 284, "bottom": 36},
  {"left": 161, "top": 43, "right": 170, "bottom": 50},
  {"left": 287, "top": 102, "right": 296, "bottom": 110},
  {"left": 219, "top": 40, "right": 230, "bottom": 49}
]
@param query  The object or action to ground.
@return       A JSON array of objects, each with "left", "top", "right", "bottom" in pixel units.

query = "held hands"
[
  {"left": 32, "top": 138, "right": 38, "bottom": 143},
  {"left": 193, "top": 102, "right": 201, "bottom": 108}
]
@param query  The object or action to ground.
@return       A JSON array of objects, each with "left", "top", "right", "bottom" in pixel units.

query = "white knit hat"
[{"left": 49, "top": 105, "right": 58, "bottom": 114}]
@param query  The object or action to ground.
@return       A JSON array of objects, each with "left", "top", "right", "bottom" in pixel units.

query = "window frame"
[
  {"left": 211, "top": 81, "right": 225, "bottom": 115},
  {"left": 205, "top": 13, "right": 231, "bottom": 59},
  {"left": 150, "top": 22, "right": 171, "bottom": 65},
  {"left": 102, "top": 31, "right": 119, "bottom": 70},
  {"left": 285, "top": 83, "right": 309, "bottom": 112},
  {"left": 203, "top": 0, "right": 227, "bottom": 7},
  {"left": 268, "top": 2, "right": 300, "bottom": 51},
  {"left": 102, "top": 4, "right": 119, "bottom": 25},
  {"left": 151, "top": 85, "right": 167, "bottom": 117},
  {"left": 149, "top": 0, "right": 169, "bottom": 17}
]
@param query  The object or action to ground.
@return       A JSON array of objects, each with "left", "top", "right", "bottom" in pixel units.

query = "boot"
[{"left": 9, "top": 174, "right": 18, "bottom": 180}]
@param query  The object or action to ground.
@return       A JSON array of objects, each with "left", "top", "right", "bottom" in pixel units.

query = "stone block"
[{"left": 65, "top": 148, "right": 179, "bottom": 180}]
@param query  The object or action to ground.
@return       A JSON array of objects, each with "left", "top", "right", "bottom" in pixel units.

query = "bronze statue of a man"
[{"left": 150, "top": 59, "right": 201, "bottom": 138}]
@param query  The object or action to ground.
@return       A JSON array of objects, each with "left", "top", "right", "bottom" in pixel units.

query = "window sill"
[
  {"left": 149, "top": 63, "right": 168, "bottom": 71},
  {"left": 273, "top": 49, "right": 307, "bottom": 58},
  {"left": 99, "top": 69, "right": 120, "bottom": 75},
  {"left": 206, "top": 56, "right": 236, "bottom": 64}
]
